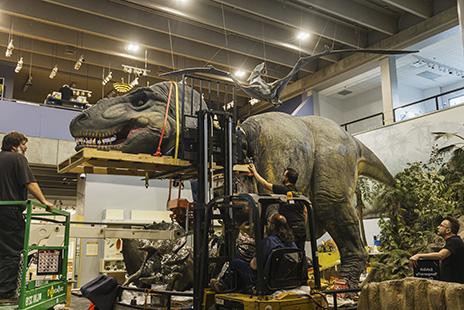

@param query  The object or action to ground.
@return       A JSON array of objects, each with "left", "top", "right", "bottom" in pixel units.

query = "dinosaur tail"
[{"left": 355, "top": 138, "right": 395, "bottom": 186}]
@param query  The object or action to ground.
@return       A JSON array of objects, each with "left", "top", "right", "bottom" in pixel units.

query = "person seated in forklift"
[{"left": 210, "top": 213, "right": 298, "bottom": 293}]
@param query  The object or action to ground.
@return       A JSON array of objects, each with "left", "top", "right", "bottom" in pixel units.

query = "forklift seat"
[{"left": 263, "top": 247, "right": 307, "bottom": 291}]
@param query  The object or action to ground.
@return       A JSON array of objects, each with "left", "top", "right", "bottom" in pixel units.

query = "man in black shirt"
[
  {"left": 410, "top": 216, "right": 464, "bottom": 283},
  {"left": 248, "top": 164, "right": 307, "bottom": 250},
  {"left": 0, "top": 132, "right": 54, "bottom": 300}
]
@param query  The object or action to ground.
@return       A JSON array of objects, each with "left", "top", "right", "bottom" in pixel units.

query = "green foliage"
[{"left": 360, "top": 141, "right": 464, "bottom": 282}]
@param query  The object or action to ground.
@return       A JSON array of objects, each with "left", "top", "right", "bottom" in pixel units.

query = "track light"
[
  {"left": 74, "top": 55, "right": 85, "bottom": 70},
  {"left": 14, "top": 57, "right": 23, "bottom": 73},
  {"left": 129, "top": 77, "right": 139, "bottom": 88},
  {"left": 23, "top": 75, "right": 32, "bottom": 93},
  {"left": 5, "top": 39, "right": 14, "bottom": 57},
  {"left": 49, "top": 65, "right": 58, "bottom": 79},
  {"left": 102, "top": 71, "right": 113, "bottom": 85},
  {"left": 122, "top": 64, "right": 150, "bottom": 76}
]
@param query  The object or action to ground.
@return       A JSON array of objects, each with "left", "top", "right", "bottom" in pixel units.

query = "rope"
[{"left": 154, "top": 82, "right": 174, "bottom": 156}]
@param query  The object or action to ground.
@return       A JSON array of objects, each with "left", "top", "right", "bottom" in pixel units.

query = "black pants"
[
  {"left": 0, "top": 207, "right": 25, "bottom": 296},
  {"left": 294, "top": 236, "right": 306, "bottom": 252}
]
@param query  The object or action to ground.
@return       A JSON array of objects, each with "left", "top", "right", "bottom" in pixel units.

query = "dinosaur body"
[
  {"left": 69, "top": 81, "right": 393, "bottom": 286},
  {"left": 239, "top": 113, "right": 394, "bottom": 286}
]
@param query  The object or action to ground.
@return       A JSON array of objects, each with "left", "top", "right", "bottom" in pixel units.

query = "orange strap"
[{"left": 154, "top": 82, "right": 173, "bottom": 156}]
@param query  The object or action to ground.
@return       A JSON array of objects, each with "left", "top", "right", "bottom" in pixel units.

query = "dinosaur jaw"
[{"left": 73, "top": 125, "right": 150, "bottom": 151}]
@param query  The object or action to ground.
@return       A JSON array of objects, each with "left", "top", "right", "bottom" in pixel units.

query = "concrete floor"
[{"left": 69, "top": 295, "right": 92, "bottom": 309}]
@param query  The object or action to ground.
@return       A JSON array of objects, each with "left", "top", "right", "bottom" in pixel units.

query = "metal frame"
[{"left": 0, "top": 200, "right": 70, "bottom": 310}]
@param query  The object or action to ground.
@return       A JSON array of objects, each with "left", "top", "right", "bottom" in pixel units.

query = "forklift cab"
[{"left": 199, "top": 193, "right": 322, "bottom": 309}]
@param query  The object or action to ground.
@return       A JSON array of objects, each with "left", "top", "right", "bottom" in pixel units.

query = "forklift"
[{"left": 191, "top": 107, "right": 326, "bottom": 309}]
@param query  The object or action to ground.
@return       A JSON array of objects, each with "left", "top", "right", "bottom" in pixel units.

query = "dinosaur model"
[
  {"left": 121, "top": 222, "right": 193, "bottom": 291},
  {"left": 70, "top": 81, "right": 394, "bottom": 287},
  {"left": 161, "top": 48, "right": 416, "bottom": 106}
]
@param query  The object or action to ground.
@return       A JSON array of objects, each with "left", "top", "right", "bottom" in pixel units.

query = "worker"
[
  {"left": 210, "top": 213, "right": 297, "bottom": 293},
  {"left": 409, "top": 216, "right": 464, "bottom": 283},
  {"left": 0, "top": 132, "right": 54, "bottom": 301},
  {"left": 248, "top": 164, "right": 307, "bottom": 250}
]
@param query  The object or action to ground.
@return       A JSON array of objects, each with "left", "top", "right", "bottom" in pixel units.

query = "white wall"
[
  {"left": 397, "top": 84, "right": 423, "bottom": 107},
  {"left": 341, "top": 87, "right": 382, "bottom": 123},
  {"left": 355, "top": 103, "right": 464, "bottom": 175},
  {"left": 317, "top": 94, "right": 344, "bottom": 123},
  {"left": 84, "top": 175, "right": 193, "bottom": 222}
]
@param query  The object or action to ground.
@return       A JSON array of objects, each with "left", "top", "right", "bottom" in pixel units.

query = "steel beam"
[
  {"left": 205, "top": 0, "right": 368, "bottom": 47},
  {"left": 0, "top": 0, "right": 296, "bottom": 78},
  {"left": 295, "top": 0, "right": 398, "bottom": 35},
  {"left": 126, "top": 0, "right": 345, "bottom": 59},
  {"left": 280, "top": 7, "right": 458, "bottom": 103},
  {"left": 381, "top": 0, "right": 432, "bottom": 19},
  {"left": 42, "top": 0, "right": 315, "bottom": 71},
  {"left": 30, "top": 223, "right": 179, "bottom": 240}
]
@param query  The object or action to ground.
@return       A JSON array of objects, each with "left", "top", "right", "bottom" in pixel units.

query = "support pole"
[{"left": 380, "top": 56, "right": 399, "bottom": 124}]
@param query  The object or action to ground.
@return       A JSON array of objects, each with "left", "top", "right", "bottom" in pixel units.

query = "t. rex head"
[{"left": 70, "top": 81, "right": 203, "bottom": 154}]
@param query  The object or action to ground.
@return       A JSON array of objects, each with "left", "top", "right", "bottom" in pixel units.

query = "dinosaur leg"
[{"left": 314, "top": 191, "right": 367, "bottom": 287}]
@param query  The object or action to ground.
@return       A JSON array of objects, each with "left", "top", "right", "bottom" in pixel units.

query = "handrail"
[
  {"left": 0, "top": 97, "right": 85, "bottom": 112},
  {"left": 394, "top": 85, "right": 464, "bottom": 111},
  {"left": 339, "top": 86, "right": 464, "bottom": 133},
  {"left": 340, "top": 112, "right": 384, "bottom": 131}
]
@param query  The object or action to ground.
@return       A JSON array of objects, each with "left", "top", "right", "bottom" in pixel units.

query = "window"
[{"left": 448, "top": 94, "right": 464, "bottom": 107}]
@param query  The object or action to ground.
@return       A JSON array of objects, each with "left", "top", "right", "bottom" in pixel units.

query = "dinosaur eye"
[{"left": 130, "top": 92, "right": 149, "bottom": 108}]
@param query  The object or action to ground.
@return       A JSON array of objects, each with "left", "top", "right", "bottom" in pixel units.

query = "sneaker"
[{"left": 209, "top": 278, "right": 227, "bottom": 293}]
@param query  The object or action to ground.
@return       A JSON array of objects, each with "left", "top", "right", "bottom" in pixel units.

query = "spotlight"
[
  {"left": 234, "top": 69, "right": 246, "bottom": 78},
  {"left": 5, "top": 39, "right": 14, "bottom": 57},
  {"left": 129, "top": 77, "right": 139, "bottom": 87},
  {"left": 102, "top": 71, "right": 113, "bottom": 85},
  {"left": 22, "top": 75, "right": 32, "bottom": 93},
  {"left": 74, "top": 55, "right": 85, "bottom": 70},
  {"left": 126, "top": 43, "right": 140, "bottom": 53},
  {"left": 296, "top": 31, "right": 310, "bottom": 41},
  {"left": 14, "top": 57, "right": 23, "bottom": 73},
  {"left": 49, "top": 65, "right": 58, "bottom": 79}
]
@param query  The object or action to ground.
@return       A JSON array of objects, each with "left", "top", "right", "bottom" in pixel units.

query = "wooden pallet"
[{"left": 57, "top": 148, "right": 196, "bottom": 179}]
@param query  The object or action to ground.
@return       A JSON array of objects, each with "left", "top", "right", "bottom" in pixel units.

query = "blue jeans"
[{"left": 228, "top": 258, "right": 256, "bottom": 291}]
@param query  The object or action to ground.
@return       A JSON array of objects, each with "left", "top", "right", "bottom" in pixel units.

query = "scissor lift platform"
[{"left": 57, "top": 148, "right": 196, "bottom": 179}]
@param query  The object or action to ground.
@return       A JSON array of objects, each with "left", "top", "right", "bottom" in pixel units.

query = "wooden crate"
[{"left": 57, "top": 148, "right": 196, "bottom": 179}]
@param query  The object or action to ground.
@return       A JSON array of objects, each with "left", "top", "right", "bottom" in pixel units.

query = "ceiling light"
[
  {"left": 234, "top": 69, "right": 246, "bottom": 78},
  {"left": 14, "top": 57, "right": 23, "bottom": 73},
  {"left": 74, "top": 55, "right": 85, "bottom": 71},
  {"left": 122, "top": 64, "right": 150, "bottom": 76},
  {"left": 49, "top": 65, "right": 58, "bottom": 79},
  {"left": 296, "top": 31, "right": 310, "bottom": 41},
  {"left": 129, "top": 77, "right": 139, "bottom": 87},
  {"left": 102, "top": 71, "right": 113, "bottom": 86},
  {"left": 126, "top": 43, "right": 140, "bottom": 53},
  {"left": 5, "top": 39, "right": 14, "bottom": 57}
]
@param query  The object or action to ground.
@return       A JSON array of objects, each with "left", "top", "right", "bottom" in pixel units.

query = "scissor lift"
[{"left": 0, "top": 200, "right": 70, "bottom": 310}]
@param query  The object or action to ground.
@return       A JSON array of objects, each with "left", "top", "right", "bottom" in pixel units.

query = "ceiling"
[
  {"left": 0, "top": 0, "right": 458, "bottom": 115},
  {"left": 320, "top": 26, "right": 464, "bottom": 100}
]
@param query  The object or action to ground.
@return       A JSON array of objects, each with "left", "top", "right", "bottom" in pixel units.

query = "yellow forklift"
[
  {"left": 192, "top": 109, "right": 327, "bottom": 309},
  {"left": 198, "top": 193, "right": 327, "bottom": 310}
]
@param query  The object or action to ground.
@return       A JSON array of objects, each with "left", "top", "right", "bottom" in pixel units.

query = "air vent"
[
  {"left": 416, "top": 70, "right": 441, "bottom": 81},
  {"left": 337, "top": 89, "right": 353, "bottom": 96}
]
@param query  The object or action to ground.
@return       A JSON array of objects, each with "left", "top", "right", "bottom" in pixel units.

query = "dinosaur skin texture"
[{"left": 70, "top": 81, "right": 394, "bottom": 287}]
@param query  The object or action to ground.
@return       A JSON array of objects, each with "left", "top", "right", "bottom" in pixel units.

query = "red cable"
[{"left": 154, "top": 82, "right": 173, "bottom": 156}]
